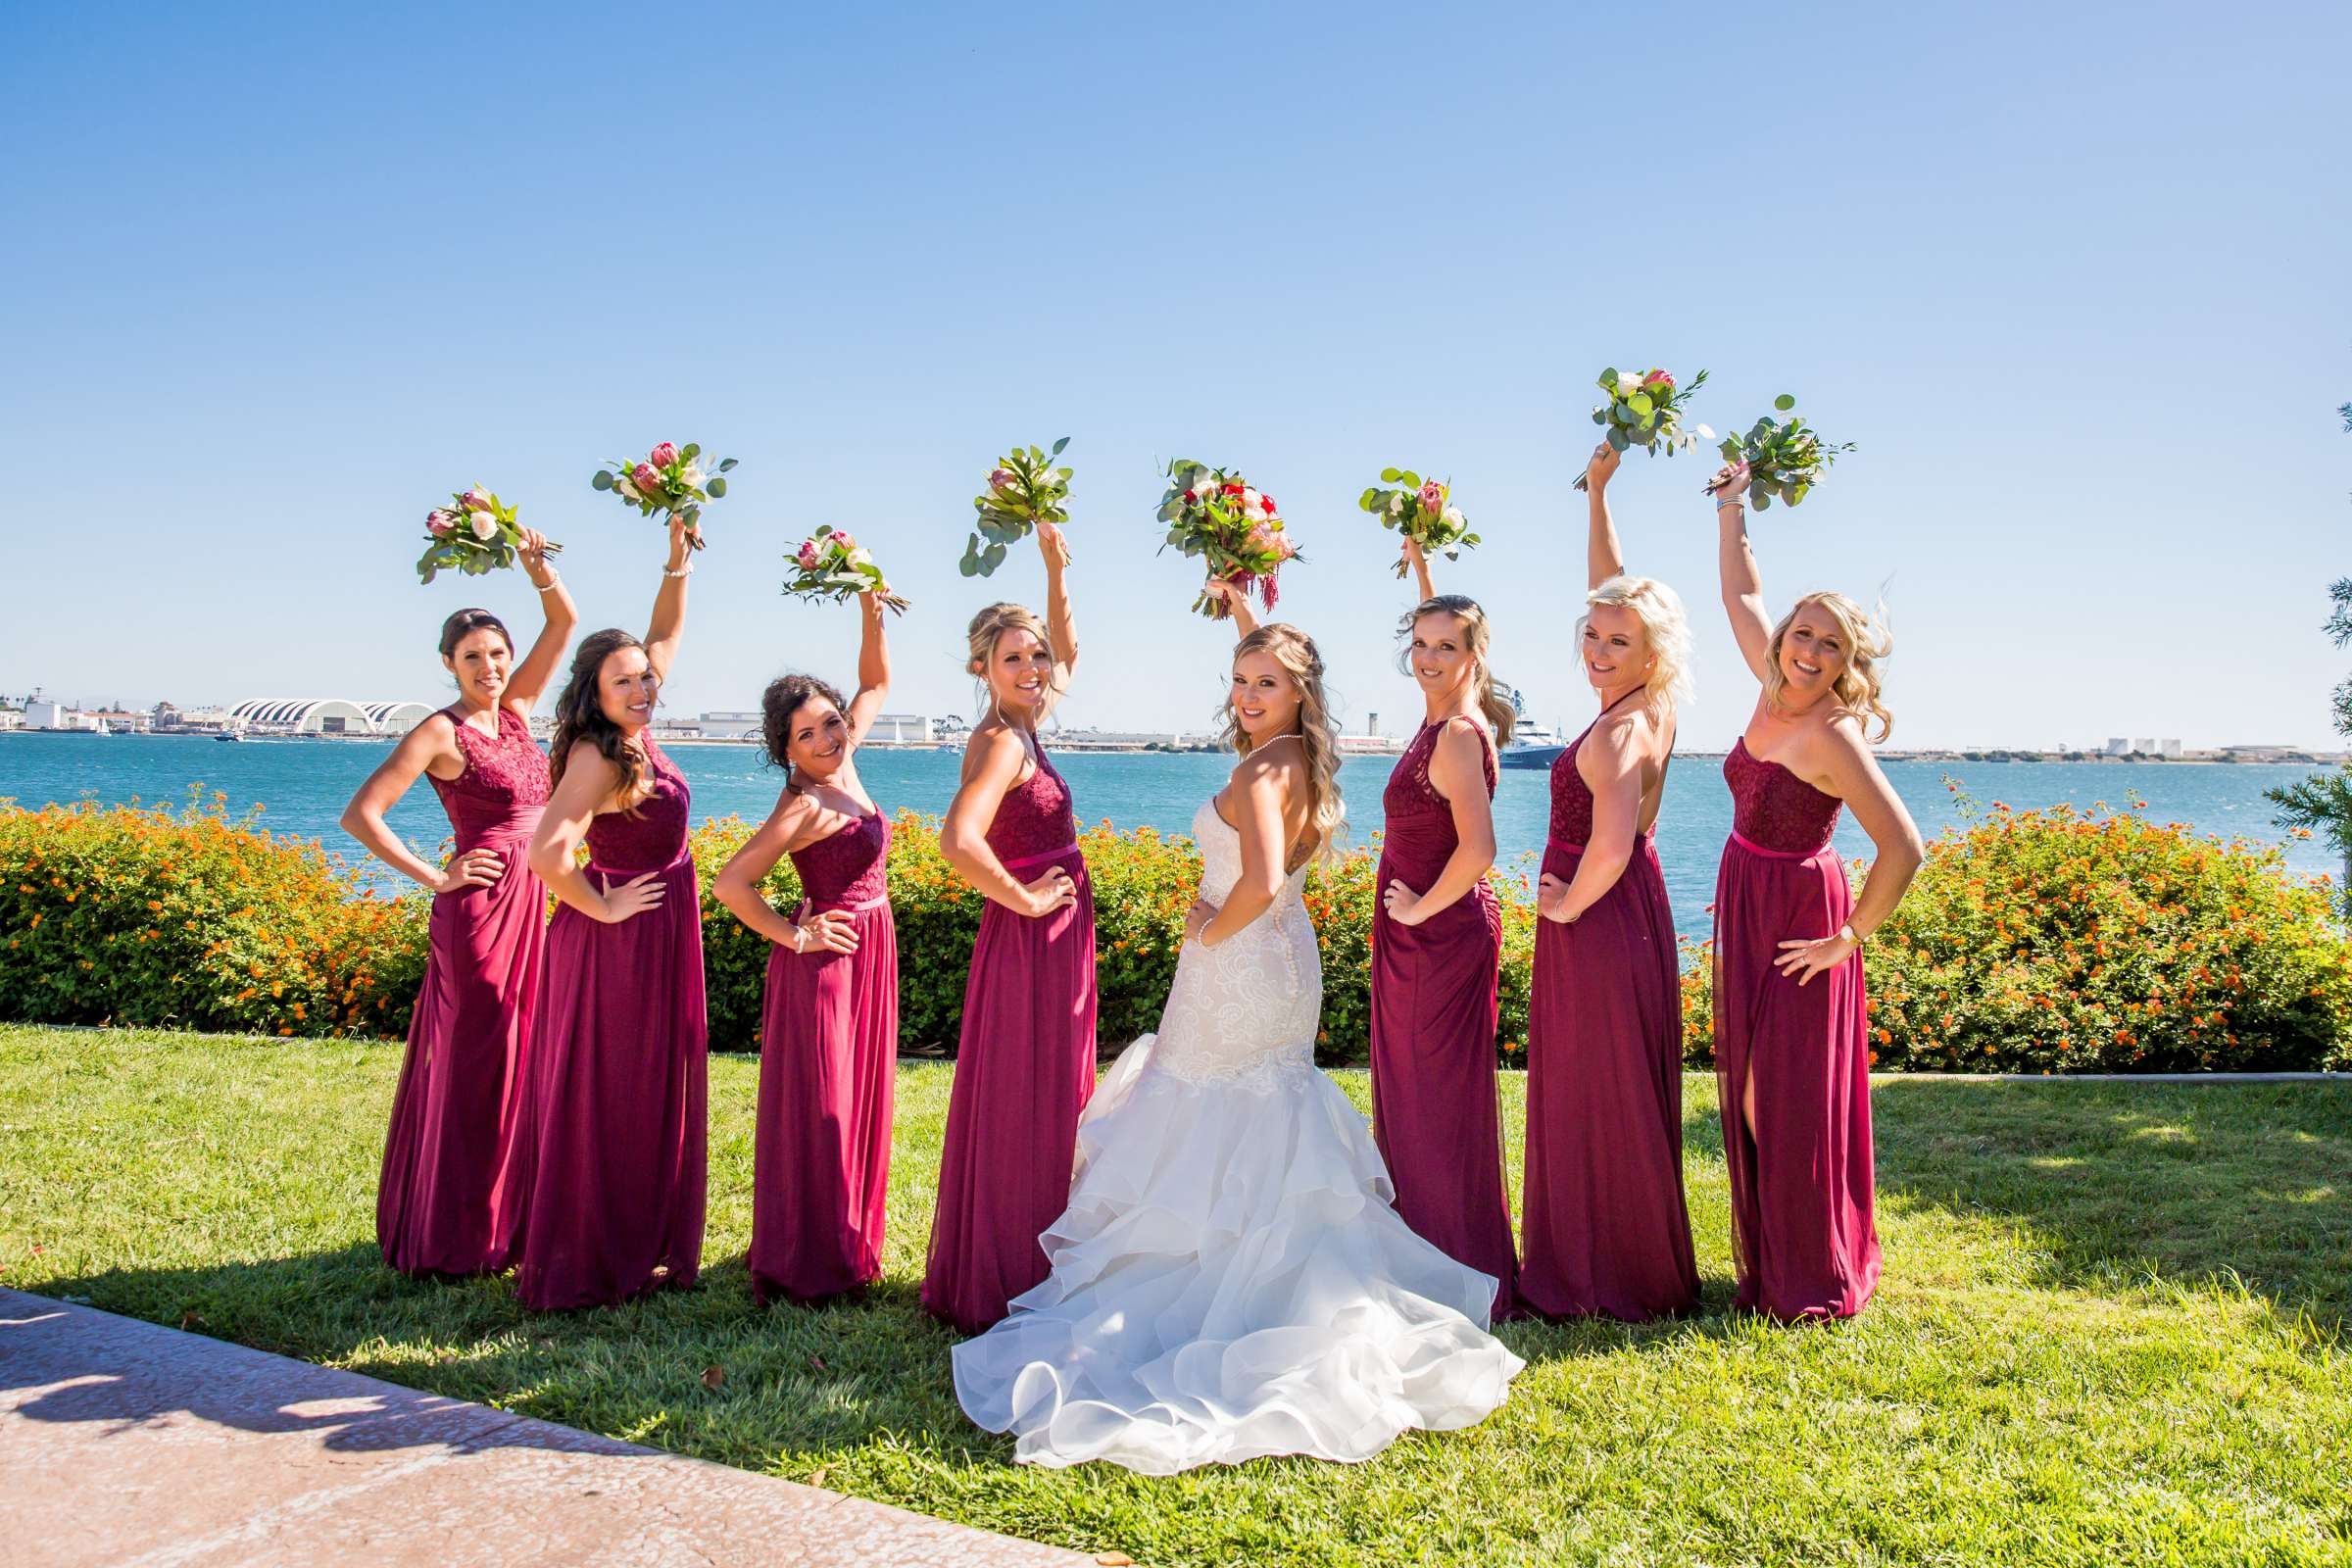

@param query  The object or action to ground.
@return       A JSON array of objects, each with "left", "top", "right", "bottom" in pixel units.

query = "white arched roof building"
[{"left": 228, "top": 699, "right": 435, "bottom": 735}]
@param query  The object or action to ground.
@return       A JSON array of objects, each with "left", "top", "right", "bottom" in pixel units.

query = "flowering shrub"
[
  {"left": 1675, "top": 792, "right": 2352, "bottom": 1071},
  {"left": 0, "top": 792, "right": 427, "bottom": 1039},
  {"left": 1863, "top": 795, "right": 2352, "bottom": 1072},
  {"left": 10, "top": 791, "right": 2341, "bottom": 1073}
]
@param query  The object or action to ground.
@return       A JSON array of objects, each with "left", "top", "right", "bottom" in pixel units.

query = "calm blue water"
[{"left": 3, "top": 732, "right": 2334, "bottom": 942}]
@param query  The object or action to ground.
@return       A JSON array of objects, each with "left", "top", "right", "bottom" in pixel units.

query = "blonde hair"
[
  {"left": 1215, "top": 623, "right": 1347, "bottom": 869},
  {"left": 1580, "top": 574, "right": 1694, "bottom": 713},
  {"left": 1764, "top": 592, "right": 1892, "bottom": 742},
  {"left": 1396, "top": 594, "right": 1515, "bottom": 745},
  {"left": 964, "top": 601, "right": 1063, "bottom": 726}
]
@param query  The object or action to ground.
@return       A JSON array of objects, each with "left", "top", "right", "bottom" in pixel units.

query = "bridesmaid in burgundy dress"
[
  {"left": 1369, "top": 543, "right": 1518, "bottom": 1316},
  {"left": 342, "top": 528, "right": 572, "bottom": 1278},
  {"left": 1708, "top": 460, "right": 1923, "bottom": 1320},
  {"left": 924, "top": 519, "right": 1096, "bottom": 1333},
  {"left": 713, "top": 587, "right": 899, "bottom": 1305},
  {"left": 515, "top": 514, "right": 708, "bottom": 1310},
  {"left": 1519, "top": 442, "right": 1699, "bottom": 1321}
]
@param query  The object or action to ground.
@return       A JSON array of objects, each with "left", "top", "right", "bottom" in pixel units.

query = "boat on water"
[{"left": 1498, "top": 717, "right": 1567, "bottom": 770}]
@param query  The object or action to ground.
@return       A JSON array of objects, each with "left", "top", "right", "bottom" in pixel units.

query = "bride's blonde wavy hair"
[
  {"left": 1213, "top": 623, "right": 1347, "bottom": 870},
  {"left": 1765, "top": 591, "right": 1893, "bottom": 742}
]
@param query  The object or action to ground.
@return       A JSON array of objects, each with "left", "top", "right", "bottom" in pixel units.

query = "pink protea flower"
[
  {"left": 426, "top": 510, "right": 456, "bottom": 536},
  {"left": 1418, "top": 479, "right": 1446, "bottom": 513},
  {"left": 989, "top": 467, "right": 1018, "bottom": 494},
  {"left": 460, "top": 489, "right": 493, "bottom": 514},
  {"left": 830, "top": 531, "right": 856, "bottom": 552},
  {"left": 648, "top": 442, "right": 679, "bottom": 469},
  {"left": 796, "top": 540, "right": 822, "bottom": 570},
  {"left": 632, "top": 462, "right": 662, "bottom": 494},
  {"left": 1642, "top": 368, "right": 1675, "bottom": 391}
]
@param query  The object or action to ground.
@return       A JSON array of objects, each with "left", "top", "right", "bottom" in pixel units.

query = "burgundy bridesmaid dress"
[
  {"left": 922, "top": 745, "right": 1099, "bottom": 1333},
  {"left": 1368, "top": 716, "right": 1518, "bottom": 1317},
  {"left": 514, "top": 739, "right": 709, "bottom": 1310},
  {"left": 1517, "top": 701, "right": 1699, "bottom": 1321},
  {"left": 750, "top": 808, "right": 897, "bottom": 1305},
  {"left": 377, "top": 706, "right": 549, "bottom": 1277},
  {"left": 1713, "top": 739, "right": 1881, "bottom": 1321}
]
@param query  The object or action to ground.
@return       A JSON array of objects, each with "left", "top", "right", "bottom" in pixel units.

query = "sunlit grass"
[{"left": 2, "top": 1024, "right": 2347, "bottom": 1567}]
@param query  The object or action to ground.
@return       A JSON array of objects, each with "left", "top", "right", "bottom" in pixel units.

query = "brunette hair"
[
  {"left": 437, "top": 609, "right": 513, "bottom": 660},
  {"left": 547, "top": 628, "right": 651, "bottom": 808},
  {"left": 760, "top": 672, "right": 850, "bottom": 789}
]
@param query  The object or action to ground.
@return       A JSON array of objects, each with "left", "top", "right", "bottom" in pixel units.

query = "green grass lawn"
[{"left": 2, "top": 1023, "right": 2347, "bottom": 1567}]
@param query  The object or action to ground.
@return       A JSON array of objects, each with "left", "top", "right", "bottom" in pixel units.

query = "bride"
[{"left": 953, "top": 608, "right": 1524, "bottom": 1474}]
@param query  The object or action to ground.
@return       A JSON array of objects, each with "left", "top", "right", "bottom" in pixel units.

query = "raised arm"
[
  {"left": 1039, "top": 519, "right": 1078, "bottom": 691},
  {"left": 1404, "top": 537, "right": 1438, "bottom": 604},
  {"left": 844, "top": 589, "right": 892, "bottom": 744},
  {"left": 1188, "top": 752, "right": 1293, "bottom": 948},
  {"left": 643, "top": 513, "right": 697, "bottom": 681},
  {"left": 505, "top": 528, "right": 578, "bottom": 715},
  {"left": 1712, "top": 463, "right": 1773, "bottom": 681},
  {"left": 526, "top": 743, "right": 667, "bottom": 924},
  {"left": 340, "top": 714, "right": 486, "bottom": 893},
  {"left": 1381, "top": 718, "right": 1496, "bottom": 926},
  {"left": 1537, "top": 711, "right": 1642, "bottom": 923},
  {"left": 1585, "top": 441, "right": 1626, "bottom": 589},
  {"left": 1775, "top": 718, "right": 1926, "bottom": 985},
  {"left": 1201, "top": 576, "right": 1260, "bottom": 637},
  {"left": 941, "top": 727, "right": 1077, "bottom": 918}
]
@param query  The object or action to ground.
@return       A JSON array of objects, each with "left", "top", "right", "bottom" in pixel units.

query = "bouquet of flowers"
[
  {"left": 1705, "top": 394, "right": 1855, "bottom": 511},
  {"left": 416, "top": 486, "right": 561, "bottom": 584},
  {"left": 961, "top": 438, "right": 1071, "bottom": 577},
  {"left": 1156, "top": 460, "right": 1300, "bottom": 619},
  {"left": 1576, "top": 365, "right": 1711, "bottom": 490},
  {"left": 591, "top": 441, "right": 736, "bottom": 548},
  {"left": 784, "top": 526, "right": 909, "bottom": 614},
  {"left": 1358, "top": 468, "right": 1479, "bottom": 577}
]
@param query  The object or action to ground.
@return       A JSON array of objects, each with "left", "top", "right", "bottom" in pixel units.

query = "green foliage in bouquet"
[
  {"left": 592, "top": 441, "right": 736, "bottom": 546},
  {"left": 1578, "top": 366, "right": 1710, "bottom": 490},
  {"left": 1709, "top": 394, "right": 1854, "bottom": 511},
  {"left": 416, "top": 486, "right": 558, "bottom": 584},
  {"left": 1359, "top": 469, "right": 1480, "bottom": 577},
  {"left": 962, "top": 439, "right": 1071, "bottom": 578}
]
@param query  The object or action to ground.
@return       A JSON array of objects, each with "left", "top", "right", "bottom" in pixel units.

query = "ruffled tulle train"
[{"left": 952, "top": 1033, "right": 1524, "bottom": 1474}]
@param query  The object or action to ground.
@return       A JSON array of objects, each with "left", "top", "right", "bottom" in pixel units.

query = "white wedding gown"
[{"left": 952, "top": 798, "right": 1524, "bottom": 1473}]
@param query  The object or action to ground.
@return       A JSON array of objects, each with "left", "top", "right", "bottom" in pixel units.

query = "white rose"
[
  {"left": 679, "top": 463, "right": 706, "bottom": 488},
  {"left": 1441, "top": 505, "right": 1465, "bottom": 530},
  {"left": 468, "top": 511, "right": 498, "bottom": 540},
  {"left": 849, "top": 547, "right": 873, "bottom": 566}
]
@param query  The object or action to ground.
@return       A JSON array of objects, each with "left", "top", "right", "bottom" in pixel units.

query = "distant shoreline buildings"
[{"left": 0, "top": 692, "right": 2343, "bottom": 763}]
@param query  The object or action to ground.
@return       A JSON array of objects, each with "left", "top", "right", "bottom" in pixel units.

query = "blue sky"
[{"left": 5, "top": 0, "right": 2347, "bottom": 749}]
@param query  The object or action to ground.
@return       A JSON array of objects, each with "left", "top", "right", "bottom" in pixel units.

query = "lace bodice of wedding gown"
[{"left": 1149, "top": 799, "right": 1321, "bottom": 1091}]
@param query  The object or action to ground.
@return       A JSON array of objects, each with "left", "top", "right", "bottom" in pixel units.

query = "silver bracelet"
[
  {"left": 533, "top": 574, "right": 560, "bottom": 592},
  {"left": 663, "top": 566, "right": 692, "bottom": 579},
  {"left": 1715, "top": 498, "right": 1744, "bottom": 512}
]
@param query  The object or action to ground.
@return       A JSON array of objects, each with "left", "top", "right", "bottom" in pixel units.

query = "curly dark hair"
[
  {"left": 760, "top": 672, "right": 849, "bottom": 789},
  {"left": 548, "top": 628, "right": 651, "bottom": 809},
  {"left": 437, "top": 608, "right": 513, "bottom": 660}
]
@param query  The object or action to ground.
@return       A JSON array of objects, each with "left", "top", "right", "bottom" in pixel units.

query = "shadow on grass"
[
  {"left": 23, "top": 1244, "right": 996, "bottom": 1469},
  {"left": 1870, "top": 1078, "right": 2352, "bottom": 1332}
]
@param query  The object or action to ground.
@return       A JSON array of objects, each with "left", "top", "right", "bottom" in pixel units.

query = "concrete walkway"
[{"left": 0, "top": 1289, "right": 1097, "bottom": 1568}]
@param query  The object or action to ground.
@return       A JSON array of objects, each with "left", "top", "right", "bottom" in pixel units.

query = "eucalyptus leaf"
[
  {"left": 717, "top": 457, "right": 739, "bottom": 471},
  {"left": 1774, "top": 393, "right": 1796, "bottom": 412},
  {"left": 706, "top": 476, "right": 727, "bottom": 498},
  {"left": 591, "top": 469, "right": 613, "bottom": 491},
  {"left": 1597, "top": 368, "right": 1619, "bottom": 391},
  {"left": 1051, "top": 436, "right": 1070, "bottom": 455},
  {"left": 1607, "top": 426, "right": 1631, "bottom": 452}
]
